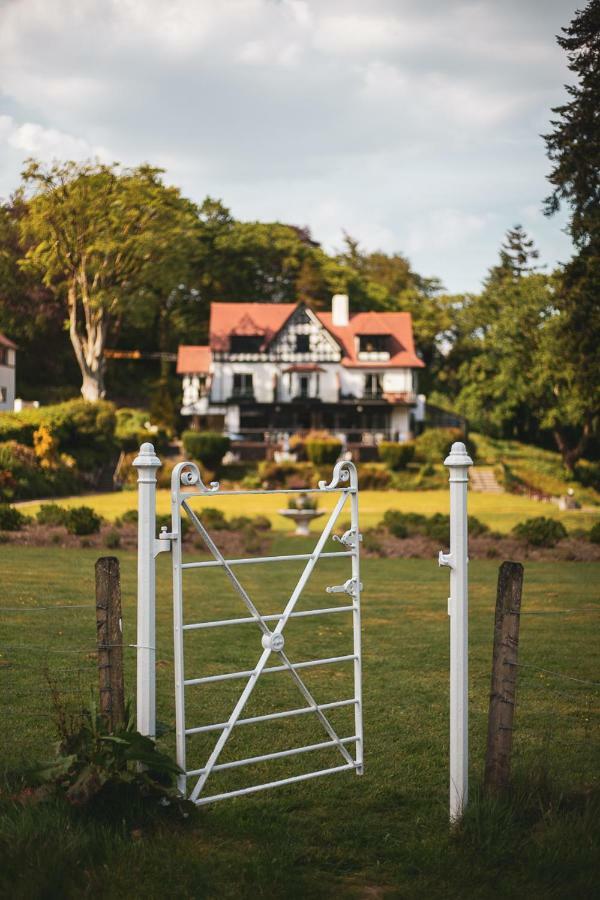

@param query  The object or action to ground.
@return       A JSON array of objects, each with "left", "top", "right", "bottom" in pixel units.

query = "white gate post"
[
  {"left": 133, "top": 442, "right": 161, "bottom": 738},
  {"left": 439, "top": 441, "right": 473, "bottom": 823}
]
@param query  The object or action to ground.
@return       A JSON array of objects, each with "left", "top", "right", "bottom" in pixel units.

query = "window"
[
  {"left": 364, "top": 373, "right": 383, "bottom": 398},
  {"left": 295, "top": 334, "right": 310, "bottom": 353},
  {"left": 0, "top": 348, "right": 6, "bottom": 366},
  {"left": 232, "top": 373, "right": 254, "bottom": 398},
  {"left": 0, "top": 387, "right": 6, "bottom": 403},
  {"left": 359, "top": 335, "right": 388, "bottom": 353},
  {"left": 230, "top": 335, "right": 262, "bottom": 354}
]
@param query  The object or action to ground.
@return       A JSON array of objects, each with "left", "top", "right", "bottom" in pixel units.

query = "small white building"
[
  {"left": 177, "top": 295, "right": 425, "bottom": 446},
  {"left": 0, "top": 333, "right": 17, "bottom": 411}
]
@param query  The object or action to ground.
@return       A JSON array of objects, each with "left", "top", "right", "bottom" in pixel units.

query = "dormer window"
[
  {"left": 229, "top": 335, "right": 262, "bottom": 354},
  {"left": 359, "top": 334, "right": 388, "bottom": 353}
]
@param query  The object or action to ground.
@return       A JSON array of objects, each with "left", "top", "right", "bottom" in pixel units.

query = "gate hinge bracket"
[
  {"left": 326, "top": 577, "right": 363, "bottom": 597},
  {"left": 333, "top": 527, "right": 362, "bottom": 549},
  {"left": 438, "top": 551, "right": 455, "bottom": 569},
  {"left": 154, "top": 526, "right": 177, "bottom": 558}
]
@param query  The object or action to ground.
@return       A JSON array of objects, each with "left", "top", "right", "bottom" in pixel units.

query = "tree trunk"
[
  {"left": 553, "top": 422, "right": 591, "bottom": 473},
  {"left": 68, "top": 281, "right": 107, "bottom": 401}
]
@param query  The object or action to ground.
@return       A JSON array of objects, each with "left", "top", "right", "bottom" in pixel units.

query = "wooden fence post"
[
  {"left": 484, "top": 561, "right": 524, "bottom": 793},
  {"left": 96, "top": 556, "right": 125, "bottom": 732}
]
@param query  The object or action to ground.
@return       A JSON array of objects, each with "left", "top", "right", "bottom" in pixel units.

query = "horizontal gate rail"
[
  {"left": 187, "top": 735, "right": 359, "bottom": 776},
  {"left": 185, "top": 698, "right": 358, "bottom": 735},
  {"left": 184, "top": 654, "right": 357, "bottom": 686},
  {"left": 181, "top": 550, "right": 352, "bottom": 570},
  {"left": 183, "top": 604, "right": 354, "bottom": 631},
  {"left": 174, "top": 486, "right": 352, "bottom": 498},
  {"left": 194, "top": 763, "right": 358, "bottom": 807}
]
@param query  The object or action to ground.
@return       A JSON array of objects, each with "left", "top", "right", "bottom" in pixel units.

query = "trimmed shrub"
[
  {"left": 512, "top": 517, "right": 568, "bottom": 547},
  {"left": 589, "top": 521, "right": 600, "bottom": 544},
  {"left": 378, "top": 441, "right": 415, "bottom": 470},
  {"left": 198, "top": 507, "right": 227, "bottom": 530},
  {"left": 0, "top": 503, "right": 28, "bottom": 531},
  {"left": 356, "top": 464, "right": 391, "bottom": 490},
  {"left": 382, "top": 510, "right": 427, "bottom": 537},
  {"left": 182, "top": 431, "right": 230, "bottom": 470},
  {"left": 65, "top": 506, "right": 102, "bottom": 536},
  {"left": 36, "top": 504, "right": 69, "bottom": 527},
  {"left": 121, "top": 509, "right": 139, "bottom": 524},
  {"left": 252, "top": 515, "right": 272, "bottom": 531},
  {"left": 413, "top": 428, "right": 467, "bottom": 464},
  {"left": 304, "top": 438, "right": 342, "bottom": 466},
  {"left": 104, "top": 529, "right": 121, "bottom": 549},
  {"left": 257, "top": 461, "right": 315, "bottom": 488},
  {"left": 229, "top": 515, "right": 253, "bottom": 531}
]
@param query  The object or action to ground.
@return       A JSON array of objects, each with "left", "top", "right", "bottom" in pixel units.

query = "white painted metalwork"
[
  {"left": 439, "top": 441, "right": 473, "bottom": 823},
  {"left": 149, "top": 453, "right": 366, "bottom": 806},
  {"left": 133, "top": 442, "right": 162, "bottom": 739}
]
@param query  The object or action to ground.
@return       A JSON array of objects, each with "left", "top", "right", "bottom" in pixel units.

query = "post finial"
[
  {"left": 133, "top": 442, "right": 161, "bottom": 469},
  {"left": 444, "top": 441, "right": 473, "bottom": 468}
]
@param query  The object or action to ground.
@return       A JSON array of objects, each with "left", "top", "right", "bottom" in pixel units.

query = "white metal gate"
[{"left": 168, "top": 458, "right": 363, "bottom": 806}]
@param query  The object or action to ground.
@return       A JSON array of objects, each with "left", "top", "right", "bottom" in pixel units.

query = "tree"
[
  {"left": 18, "top": 160, "right": 199, "bottom": 401},
  {"left": 543, "top": 0, "right": 600, "bottom": 248},
  {"left": 0, "top": 199, "right": 77, "bottom": 400},
  {"left": 542, "top": 0, "right": 600, "bottom": 468}
]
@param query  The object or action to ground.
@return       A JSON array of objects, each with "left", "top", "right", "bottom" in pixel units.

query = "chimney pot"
[{"left": 332, "top": 294, "right": 349, "bottom": 327}]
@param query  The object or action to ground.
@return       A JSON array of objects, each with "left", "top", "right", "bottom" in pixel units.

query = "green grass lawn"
[
  {"left": 20, "top": 486, "right": 600, "bottom": 534},
  {"left": 1, "top": 541, "right": 599, "bottom": 897}
]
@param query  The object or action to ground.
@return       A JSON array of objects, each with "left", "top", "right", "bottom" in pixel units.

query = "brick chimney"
[{"left": 332, "top": 294, "right": 349, "bottom": 327}]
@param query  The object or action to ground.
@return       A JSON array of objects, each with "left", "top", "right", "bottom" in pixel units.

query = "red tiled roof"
[
  {"left": 0, "top": 332, "right": 17, "bottom": 350},
  {"left": 181, "top": 303, "right": 424, "bottom": 370},
  {"left": 176, "top": 345, "right": 210, "bottom": 374},
  {"left": 317, "top": 311, "right": 424, "bottom": 368},
  {"left": 210, "top": 302, "right": 296, "bottom": 351}
]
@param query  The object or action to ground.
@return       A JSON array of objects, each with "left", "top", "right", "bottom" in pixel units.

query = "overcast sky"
[{"left": 0, "top": 0, "right": 578, "bottom": 293}]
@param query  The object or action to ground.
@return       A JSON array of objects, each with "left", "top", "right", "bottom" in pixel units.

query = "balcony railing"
[{"left": 229, "top": 390, "right": 255, "bottom": 401}]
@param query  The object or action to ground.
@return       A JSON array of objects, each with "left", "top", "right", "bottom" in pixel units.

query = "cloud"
[{"left": 0, "top": 0, "right": 577, "bottom": 291}]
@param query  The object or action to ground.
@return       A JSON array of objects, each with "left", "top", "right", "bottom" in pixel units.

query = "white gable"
[{"left": 268, "top": 306, "right": 341, "bottom": 363}]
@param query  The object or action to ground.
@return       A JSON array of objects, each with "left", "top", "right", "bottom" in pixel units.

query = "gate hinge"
[
  {"left": 326, "top": 577, "right": 363, "bottom": 597},
  {"left": 438, "top": 551, "right": 455, "bottom": 569},
  {"left": 333, "top": 527, "right": 362, "bottom": 549},
  {"left": 154, "top": 526, "right": 177, "bottom": 558}
]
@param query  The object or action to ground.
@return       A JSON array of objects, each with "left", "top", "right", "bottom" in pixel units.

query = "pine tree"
[{"left": 543, "top": 0, "right": 600, "bottom": 248}]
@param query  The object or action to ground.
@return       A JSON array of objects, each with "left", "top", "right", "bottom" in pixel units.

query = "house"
[
  {"left": 0, "top": 333, "right": 17, "bottom": 411},
  {"left": 176, "top": 295, "right": 425, "bottom": 451}
]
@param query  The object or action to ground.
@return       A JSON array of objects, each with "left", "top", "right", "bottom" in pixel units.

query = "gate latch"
[
  {"left": 154, "top": 526, "right": 177, "bottom": 558},
  {"left": 326, "top": 577, "right": 362, "bottom": 597},
  {"left": 333, "top": 527, "right": 362, "bottom": 549}
]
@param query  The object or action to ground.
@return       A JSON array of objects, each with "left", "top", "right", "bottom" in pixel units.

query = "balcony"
[
  {"left": 362, "top": 390, "right": 384, "bottom": 401},
  {"left": 229, "top": 389, "right": 255, "bottom": 402}
]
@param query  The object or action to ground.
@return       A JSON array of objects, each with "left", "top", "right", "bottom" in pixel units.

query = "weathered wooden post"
[
  {"left": 439, "top": 441, "right": 473, "bottom": 824},
  {"left": 484, "top": 561, "right": 524, "bottom": 793},
  {"left": 95, "top": 556, "right": 125, "bottom": 731},
  {"left": 133, "top": 442, "right": 161, "bottom": 739}
]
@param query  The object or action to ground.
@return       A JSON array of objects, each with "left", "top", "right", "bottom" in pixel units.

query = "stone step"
[{"left": 470, "top": 467, "right": 503, "bottom": 493}]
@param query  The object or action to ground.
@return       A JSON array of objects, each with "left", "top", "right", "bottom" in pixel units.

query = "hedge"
[
  {"left": 378, "top": 441, "right": 415, "bottom": 470},
  {"left": 182, "top": 431, "right": 230, "bottom": 470},
  {"left": 512, "top": 517, "right": 567, "bottom": 547},
  {"left": 0, "top": 399, "right": 117, "bottom": 471},
  {"left": 0, "top": 441, "right": 80, "bottom": 502},
  {"left": 304, "top": 439, "right": 342, "bottom": 466}
]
